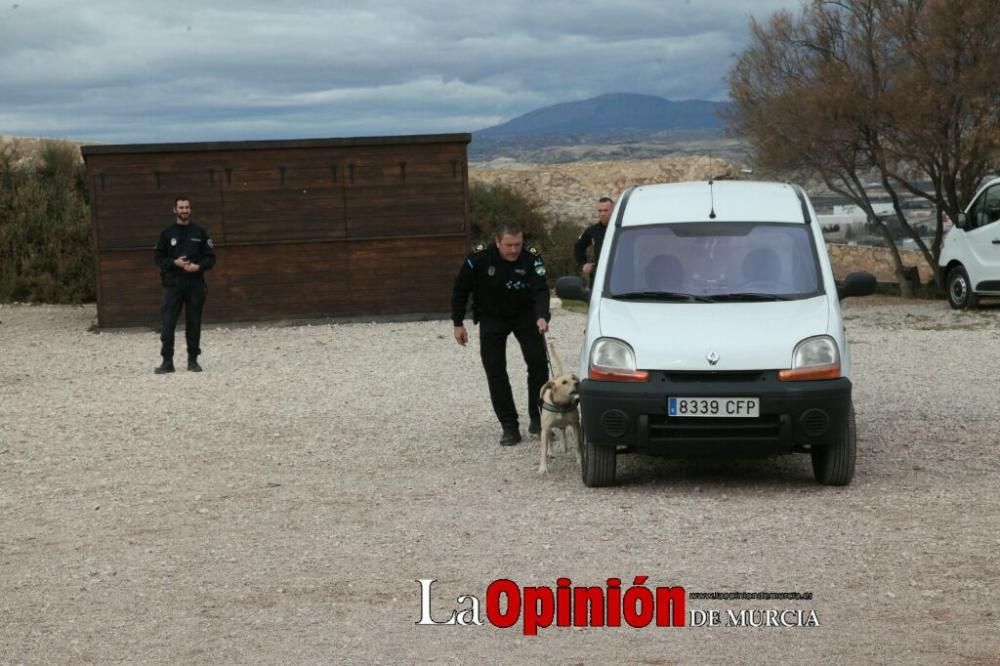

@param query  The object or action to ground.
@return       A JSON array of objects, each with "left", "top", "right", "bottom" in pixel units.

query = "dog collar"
[{"left": 541, "top": 398, "right": 579, "bottom": 414}]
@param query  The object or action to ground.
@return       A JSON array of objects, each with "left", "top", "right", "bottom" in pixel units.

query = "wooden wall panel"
[
  {"left": 94, "top": 192, "right": 224, "bottom": 248},
  {"left": 345, "top": 183, "right": 465, "bottom": 238},
  {"left": 216, "top": 244, "right": 353, "bottom": 320},
  {"left": 222, "top": 189, "right": 346, "bottom": 243},
  {"left": 339, "top": 153, "right": 465, "bottom": 187},
  {"left": 95, "top": 249, "right": 165, "bottom": 327},
  {"left": 93, "top": 167, "right": 224, "bottom": 249},
  {"left": 347, "top": 212, "right": 466, "bottom": 239},
  {"left": 84, "top": 134, "right": 470, "bottom": 327},
  {"left": 347, "top": 238, "right": 465, "bottom": 314}
]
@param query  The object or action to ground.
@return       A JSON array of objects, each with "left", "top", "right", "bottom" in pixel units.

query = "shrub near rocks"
[
  {"left": 0, "top": 141, "right": 94, "bottom": 303},
  {"left": 468, "top": 181, "right": 582, "bottom": 287}
]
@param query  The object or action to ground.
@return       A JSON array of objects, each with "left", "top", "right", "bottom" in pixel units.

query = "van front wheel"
[
  {"left": 811, "top": 403, "right": 856, "bottom": 486},
  {"left": 580, "top": 430, "right": 616, "bottom": 487},
  {"left": 947, "top": 266, "right": 978, "bottom": 309}
]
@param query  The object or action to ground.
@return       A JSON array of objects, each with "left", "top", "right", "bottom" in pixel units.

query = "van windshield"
[{"left": 605, "top": 222, "right": 823, "bottom": 300}]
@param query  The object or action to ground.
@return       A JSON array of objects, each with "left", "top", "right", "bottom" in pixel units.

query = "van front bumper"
[{"left": 579, "top": 371, "right": 852, "bottom": 457}]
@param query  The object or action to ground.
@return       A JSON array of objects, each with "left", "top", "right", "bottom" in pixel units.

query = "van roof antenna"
[{"left": 708, "top": 179, "right": 717, "bottom": 219}]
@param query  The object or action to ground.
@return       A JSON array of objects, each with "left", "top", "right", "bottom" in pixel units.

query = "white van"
[
  {"left": 556, "top": 180, "right": 876, "bottom": 487},
  {"left": 939, "top": 176, "right": 1000, "bottom": 309}
]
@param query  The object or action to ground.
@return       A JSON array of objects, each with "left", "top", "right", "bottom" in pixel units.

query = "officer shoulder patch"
[
  {"left": 474, "top": 242, "right": 486, "bottom": 252},
  {"left": 527, "top": 246, "right": 538, "bottom": 256}
]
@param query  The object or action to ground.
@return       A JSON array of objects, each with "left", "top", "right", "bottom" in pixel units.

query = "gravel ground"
[{"left": 2, "top": 298, "right": 999, "bottom": 665}]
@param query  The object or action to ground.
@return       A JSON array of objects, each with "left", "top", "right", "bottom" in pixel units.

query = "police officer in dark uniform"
[
  {"left": 153, "top": 196, "right": 216, "bottom": 374},
  {"left": 451, "top": 221, "right": 551, "bottom": 446},
  {"left": 573, "top": 196, "right": 614, "bottom": 276}
]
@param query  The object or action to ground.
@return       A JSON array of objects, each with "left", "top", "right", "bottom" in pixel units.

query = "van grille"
[
  {"left": 662, "top": 371, "right": 766, "bottom": 383},
  {"left": 648, "top": 413, "right": 781, "bottom": 443}
]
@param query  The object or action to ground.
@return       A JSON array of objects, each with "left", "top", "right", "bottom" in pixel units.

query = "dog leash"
[{"left": 542, "top": 332, "right": 554, "bottom": 378}]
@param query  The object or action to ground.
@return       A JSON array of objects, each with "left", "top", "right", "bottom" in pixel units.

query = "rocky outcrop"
[
  {"left": 470, "top": 155, "right": 737, "bottom": 224},
  {"left": 827, "top": 243, "right": 936, "bottom": 285}
]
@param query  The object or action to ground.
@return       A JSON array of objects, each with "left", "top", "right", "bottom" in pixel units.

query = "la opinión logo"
[{"left": 415, "top": 576, "right": 685, "bottom": 635}]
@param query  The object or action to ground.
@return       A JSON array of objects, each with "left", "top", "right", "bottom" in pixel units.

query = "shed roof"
[{"left": 81, "top": 132, "right": 472, "bottom": 158}]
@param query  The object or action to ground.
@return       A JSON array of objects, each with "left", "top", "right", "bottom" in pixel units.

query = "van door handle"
[{"left": 993, "top": 240, "right": 1000, "bottom": 244}]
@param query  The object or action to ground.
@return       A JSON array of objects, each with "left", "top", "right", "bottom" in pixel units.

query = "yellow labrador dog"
[{"left": 538, "top": 342, "right": 581, "bottom": 474}]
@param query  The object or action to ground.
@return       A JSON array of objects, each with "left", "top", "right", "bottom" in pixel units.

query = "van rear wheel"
[
  {"left": 811, "top": 403, "right": 856, "bottom": 486},
  {"left": 580, "top": 429, "right": 616, "bottom": 487}
]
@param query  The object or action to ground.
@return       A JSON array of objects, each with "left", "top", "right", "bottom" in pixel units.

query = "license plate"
[{"left": 668, "top": 397, "right": 759, "bottom": 418}]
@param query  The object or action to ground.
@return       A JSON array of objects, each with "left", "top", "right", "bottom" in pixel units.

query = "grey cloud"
[{"left": 0, "top": 0, "right": 802, "bottom": 142}]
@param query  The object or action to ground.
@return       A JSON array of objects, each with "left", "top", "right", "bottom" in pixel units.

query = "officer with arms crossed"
[
  {"left": 574, "top": 196, "right": 614, "bottom": 276},
  {"left": 153, "top": 196, "right": 216, "bottom": 374},
  {"left": 451, "top": 221, "right": 550, "bottom": 446}
]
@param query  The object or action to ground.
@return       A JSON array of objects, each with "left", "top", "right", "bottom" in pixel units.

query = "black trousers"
[
  {"left": 479, "top": 314, "right": 548, "bottom": 429},
  {"left": 160, "top": 278, "right": 206, "bottom": 361}
]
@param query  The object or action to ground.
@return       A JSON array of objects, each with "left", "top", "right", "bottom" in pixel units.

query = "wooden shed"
[{"left": 81, "top": 133, "right": 471, "bottom": 328}]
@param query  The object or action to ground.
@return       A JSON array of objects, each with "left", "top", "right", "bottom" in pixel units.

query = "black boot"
[
  {"left": 155, "top": 359, "right": 175, "bottom": 374},
  {"left": 187, "top": 357, "right": 202, "bottom": 372},
  {"left": 499, "top": 424, "right": 522, "bottom": 446}
]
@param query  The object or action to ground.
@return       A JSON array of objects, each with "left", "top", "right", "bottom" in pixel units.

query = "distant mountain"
[
  {"left": 476, "top": 93, "right": 728, "bottom": 137},
  {"left": 470, "top": 93, "right": 732, "bottom": 162}
]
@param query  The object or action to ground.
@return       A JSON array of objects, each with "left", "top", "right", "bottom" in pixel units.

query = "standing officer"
[
  {"left": 574, "top": 196, "right": 614, "bottom": 276},
  {"left": 452, "top": 221, "right": 550, "bottom": 446},
  {"left": 153, "top": 196, "right": 216, "bottom": 374}
]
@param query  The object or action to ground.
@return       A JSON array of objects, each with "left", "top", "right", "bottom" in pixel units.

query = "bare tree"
[
  {"left": 878, "top": 0, "right": 1000, "bottom": 264},
  {"left": 728, "top": 0, "right": 1000, "bottom": 293}
]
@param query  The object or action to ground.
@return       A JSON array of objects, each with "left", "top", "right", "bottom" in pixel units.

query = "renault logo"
[{"left": 706, "top": 351, "right": 720, "bottom": 366}]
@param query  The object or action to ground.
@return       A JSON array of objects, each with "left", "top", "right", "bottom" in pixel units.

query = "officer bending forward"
[{"left": 451, "top": 222, "right": 550, "bottom": 446}]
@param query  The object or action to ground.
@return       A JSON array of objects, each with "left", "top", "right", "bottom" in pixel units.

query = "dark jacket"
[
  {"left": 154, "top": 222, "right": 217, "bottom": 285},
  {"left": 573, "top": 222, "right": 609, "bottom": 270},
  {"left": 451, "top": 243, "right": 550, "bottom": 326}
]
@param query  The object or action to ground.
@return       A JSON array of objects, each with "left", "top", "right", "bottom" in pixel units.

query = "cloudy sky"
[{"left": 0, "top": 0, "right": 802, "bottom": 144}]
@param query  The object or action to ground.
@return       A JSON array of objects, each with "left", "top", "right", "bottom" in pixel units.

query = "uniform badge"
[
  {"left": 514, "top": 268, "right": 525, "bottom": 275},
  {"left": 488, "top": 266, "right": 496, "bottom": 276},
  {"left": 474, "top": 242, "right": 486, "bottom": 252},
  {"left": 170, "top": 238, "right": 177, "bottom": 246},
  {"left": 528, "top": 246, "right": 538, "bottom": 256}
]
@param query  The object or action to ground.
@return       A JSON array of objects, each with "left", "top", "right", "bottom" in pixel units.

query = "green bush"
[
  {"left": 468, "top": 181, "right": 584, "bottom": 287},
  {"left": 0, "top": 141, "right": 94, "bottom": 303},
  {"left": 546, "top": 219, "right": 585, "bottom": 284}
]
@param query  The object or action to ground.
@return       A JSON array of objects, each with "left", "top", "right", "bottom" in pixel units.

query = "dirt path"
[{"left": 2, "top": 301, "right": 998, "bottom": 664}]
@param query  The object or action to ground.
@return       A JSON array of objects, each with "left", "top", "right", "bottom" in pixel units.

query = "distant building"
[
  {"left": 832, "top": 202, "right": 895, "bottom": 217},
  {"left": 816, "top": 214, "right": 867, "bottom": 241}
]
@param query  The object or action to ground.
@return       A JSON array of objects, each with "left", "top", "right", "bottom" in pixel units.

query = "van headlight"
[
  {"left": 779, "top": 335, "right": 841, "bottom": 381},
  {"left": 589, "top": 338, "right": 649, "bottom": 382}
]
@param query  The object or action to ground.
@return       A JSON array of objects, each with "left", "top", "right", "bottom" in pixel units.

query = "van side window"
[
  {"left": 967, "top": 186, "right": 1000, "bottom": 229},
  {"left": 985, "top": 187, "right": 1000, "bottom": 226}
]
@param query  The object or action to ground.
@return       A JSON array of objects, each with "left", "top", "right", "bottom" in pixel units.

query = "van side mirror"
[
  {"left": 836, "top": 271, "right": 877, "bottom": 300},
  {"left": 956, "top": 212, "right": 967, "bottom": 229},
  {"left": 556, "top": 276, "right": 590, "bottom": 302}
]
